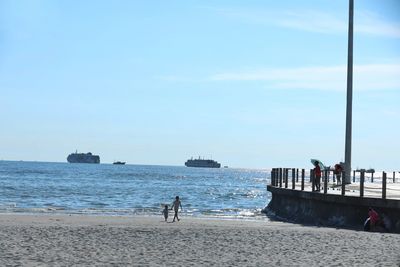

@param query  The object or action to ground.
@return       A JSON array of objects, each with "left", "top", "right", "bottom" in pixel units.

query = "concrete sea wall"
[{"left": 266, "top": 185, "right": 400, "bottom": 233}]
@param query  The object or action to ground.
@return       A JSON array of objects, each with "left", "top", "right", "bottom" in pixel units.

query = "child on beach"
[
  {"left": 171, "top": 196, "right": 183, "bottom": 222},
  {"left": 162, "top": 205, "right": 169, "bottom": 222}
]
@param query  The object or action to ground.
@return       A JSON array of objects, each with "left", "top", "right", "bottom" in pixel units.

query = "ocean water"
[{"left": 0, "top": 161, "right": 271, "bottom": 219}]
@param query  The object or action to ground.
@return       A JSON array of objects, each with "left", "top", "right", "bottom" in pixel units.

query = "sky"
[{"left": 1, "top": 0, "right": 399, "bottom": 170}]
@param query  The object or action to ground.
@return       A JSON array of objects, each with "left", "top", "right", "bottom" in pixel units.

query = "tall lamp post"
[{"left": 344, "top": 0, "right": 354, "bottom": 184}]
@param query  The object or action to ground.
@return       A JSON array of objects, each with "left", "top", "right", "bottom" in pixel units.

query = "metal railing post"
[
  {"left": 292, "top": 168, "right": 295, "bottom": 189},
  {"left": 284, "top": 168, "right": 288, "bottom": 188},
  {"left": 383, "top": 172, "right": 387, "bottom": 199},
  {"left": 323, "top": 170, "right": 328, "bottom": 194},
  {"left": 311, "top": 169, "right": 315, "bottom": 192},
  {"left": 341, "top": 171, "right": 346, "bottom": 196},
  {"left": 360, "top": 171, "right": 365, "bottom": 197}
]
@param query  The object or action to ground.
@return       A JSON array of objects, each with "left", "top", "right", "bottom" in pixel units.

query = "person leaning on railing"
[
  {"left": 334, "top": 163, "right": 343, "bottom": 184},
  {"left": 314, "top": 163, "right": 321, "bottom": 191}
]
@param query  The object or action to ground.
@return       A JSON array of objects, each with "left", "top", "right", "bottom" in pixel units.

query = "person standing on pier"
[
  {"left": 334, "top": 163, "right": 343, "bottom": 185},
  {"left": 314, "top": 162, "right": 322, "bottom": 191}
]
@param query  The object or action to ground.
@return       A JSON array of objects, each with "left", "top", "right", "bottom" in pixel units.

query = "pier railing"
[{"left": 270, "top": 168, "right": 400, "bottom": 200}]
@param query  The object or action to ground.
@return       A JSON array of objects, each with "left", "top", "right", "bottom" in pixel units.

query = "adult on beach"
[
  {"left": 171, "top": 196, "right": 183, "bottom": 222},
  {"left": 368, "top": 208, "right": 379, "bottom": 229},
  {"left": 314, "top": 162, "right": 322, "bottom": 191}
]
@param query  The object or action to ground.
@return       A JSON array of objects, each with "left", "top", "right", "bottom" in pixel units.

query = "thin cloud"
[
  {"left": 215, "top": 8, "right": 400, "bottom": 38},
  {"left": 276, "top": 10, "right": 346, "bottom": 34},
  {"left": 156, "top": 75, "right": 198, "bottom": 83},
  {"left": 357, "top": 10, "right": 400, "bottom": 38},
  {"left": 210, "top": 63, "right": 400, "bottom": 91}
]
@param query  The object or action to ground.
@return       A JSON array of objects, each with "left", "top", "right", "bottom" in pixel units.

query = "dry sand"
[{"left": 0, "top": 214, "right": 399, "bottom": 266}]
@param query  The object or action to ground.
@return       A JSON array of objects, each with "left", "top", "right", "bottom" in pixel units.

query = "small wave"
[
  {"left": 88, "top": 201, "right": 108, "bottom": 207},
  {"left": 194, "top": 208, "right": 264, "bottom": 218},
  {"left": 2, "top": 186, "right": 16, "bottom": 190},
  {"left": 45, "top": 206, "right": 66, "bottom": 211},
  {"left": 0, "top": 203, "right": 17, "bottom": 209},
  {"left": 253, "top": 177, "right": 268, "bottom": 182}
]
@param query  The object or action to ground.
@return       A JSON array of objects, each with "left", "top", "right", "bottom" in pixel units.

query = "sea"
[{"left": 0, "top": 161, "right": 271, "bottom": 219}]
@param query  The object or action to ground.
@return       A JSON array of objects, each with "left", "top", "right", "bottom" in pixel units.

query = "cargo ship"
[
  {"left": 184, "top": 157, "right": 221, "bottom": 168},
  {"left": 67, "top": 151, "right": 100, "bottom": 164}
]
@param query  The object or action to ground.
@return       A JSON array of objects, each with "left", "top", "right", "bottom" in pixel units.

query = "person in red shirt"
[
  {"left": 314, "top": 162, "right": 322, "bottom": 191},
  {"left": 368, "top": 208, "right": 380, "bottom": 229}
]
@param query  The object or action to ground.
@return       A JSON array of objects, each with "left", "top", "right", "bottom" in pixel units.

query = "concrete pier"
[{"left": 266, "top": 168, "right": 400, "bottom": 233}]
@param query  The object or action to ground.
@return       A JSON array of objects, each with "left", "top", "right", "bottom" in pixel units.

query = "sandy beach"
[{"left": 0, "top": 214, "right": 399, "bottom": 266}]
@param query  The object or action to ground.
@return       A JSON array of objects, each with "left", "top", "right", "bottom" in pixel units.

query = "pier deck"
[{"left": 267, "top": 168, "right": 400, "bottom": 232}]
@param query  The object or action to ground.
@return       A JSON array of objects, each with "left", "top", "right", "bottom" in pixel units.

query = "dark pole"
[
  {"left": 344, "top": 0, "right": 354, "bottom": 184},
  {"left": 292, "top": 168, "right": 296, "bottom": 190},
  {"left": 382, "top": 172, "right": 387, "bottom": 199}
]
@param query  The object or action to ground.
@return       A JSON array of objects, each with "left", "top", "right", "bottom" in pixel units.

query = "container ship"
[
  {"left": 67, "top": 151, "right": 100, "bottom": 164},
  {"left": 184, "top": 157, "right": 221, "bottom": 168}
]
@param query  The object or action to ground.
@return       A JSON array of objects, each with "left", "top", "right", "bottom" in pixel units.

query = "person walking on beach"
[
  {"left": 162, "top": 205, "right": 169, "bottom": 222},
  {"left": 314, "top": 162, "right": 322, "bottom": 191},
  {"left": 171, "top": 196, "right": 183, "bottom": 222}
]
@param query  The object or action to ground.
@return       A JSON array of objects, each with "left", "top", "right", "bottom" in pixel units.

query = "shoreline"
[
  {"left": 0, "top": 213, "right": 274, "bottom": 227},
  {"left": 0, "top": 211, "right": 270, "bottom": 222},
  {"left": 1, "top": 214, "right": 399, "bottom": 266}
]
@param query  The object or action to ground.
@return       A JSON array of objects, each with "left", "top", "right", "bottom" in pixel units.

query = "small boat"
[{"left": 113, "top": 161, "right": 126, "bottom": 165}]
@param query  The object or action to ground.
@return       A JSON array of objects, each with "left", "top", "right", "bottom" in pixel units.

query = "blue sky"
[{"left": 1, "top": 0, "right": 399, "bottom": 170}]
